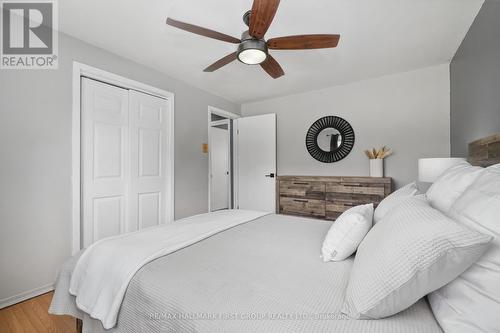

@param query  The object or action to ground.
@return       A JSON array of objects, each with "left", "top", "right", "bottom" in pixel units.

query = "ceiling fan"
[{"left": 166, "top": 0, "right": 340, "bottom": 79}]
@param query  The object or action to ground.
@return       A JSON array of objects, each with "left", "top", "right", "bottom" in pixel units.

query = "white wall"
[
  {"left": 242, "top": 64, "right": 451, "bottom": 188},
  {"left": 0, "top": 33, "right": 239, "bottom": 307}
]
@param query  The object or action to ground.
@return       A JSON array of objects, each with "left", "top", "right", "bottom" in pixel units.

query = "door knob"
[{"left": 265, "top": 173, "right": 275, "bottom": 178}]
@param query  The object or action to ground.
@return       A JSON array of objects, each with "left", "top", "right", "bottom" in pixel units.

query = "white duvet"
[{"left": 69, "top": 209, "right": 268, "bottom": 329}]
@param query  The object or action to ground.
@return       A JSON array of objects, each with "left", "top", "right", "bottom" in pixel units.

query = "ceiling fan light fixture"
[
  {"left": 237, "top": 39, "right": 268, "bottom": 65},
  {"left": 166, "top": 0, "right": 340, "bottom": 78},
  {"left": 238, "top": 49, "right": 267, "bottom": 65}
]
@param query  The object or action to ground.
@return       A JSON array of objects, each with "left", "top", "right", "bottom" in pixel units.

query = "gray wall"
[
  {"left": 242, "top": 65, "right": 451, "bottom": 189},
  {"left": 0, "top": 33, "right": 239, "bottom": 304},
  {"left": 450, "top": 0, "right": 500, "bottom": 156}
]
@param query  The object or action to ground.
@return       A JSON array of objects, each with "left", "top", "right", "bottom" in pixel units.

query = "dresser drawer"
[
  {"left": 326, "top": 183, "right": 385, "bottom": 196},
  {"left": 326, "top": 211, "right": 342, "bottom": 221},
  {"left": 326, "top": 201, "right": 359, "bottom": 214},
  {"left": 279, "top": 181, "right": 325, "bottom": 200},
  {"left": 326, "top": 192, "right": 384, "bottom": 203},
  {"left": 280, "top": 197, "right": 325, "bottom": 218},
  {"left": 326, "top": 201, "right": 366, "bottom": 221}
]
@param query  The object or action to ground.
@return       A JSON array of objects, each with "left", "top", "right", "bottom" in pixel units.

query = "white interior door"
[
  {"left": 82, "top": 79, "right": 172, "bottom": 247},
  {"left": 235, "top": 114, "right": 276, "bottom": 212},
  {"left": 129, "top": 90, "right": 170, "bottom": 230},
  {"left": 210, "top": 125, "right": 230, "bottom": 211},
  {"left": 81, "top": 78, "right": 129, "bottom": 247}
]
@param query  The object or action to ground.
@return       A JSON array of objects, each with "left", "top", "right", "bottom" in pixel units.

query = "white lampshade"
[{"left": 418, "top": 158, "right": 466, "bottom": 183}]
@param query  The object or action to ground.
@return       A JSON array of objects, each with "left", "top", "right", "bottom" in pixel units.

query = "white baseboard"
[{"left": 0, "top": 284, "right": 54, "bottom": 309}]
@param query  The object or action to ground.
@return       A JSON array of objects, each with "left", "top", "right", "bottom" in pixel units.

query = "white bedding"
[
  {"left": 51, "top": 213, "right": 442, "bottom": 333},
  {"left": 69, "top": 209, "right": 268, "bottom": 329}
]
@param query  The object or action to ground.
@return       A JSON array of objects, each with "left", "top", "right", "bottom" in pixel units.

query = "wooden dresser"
[{"left": 277, "top": 176, "right": 392, "bottom": 221}]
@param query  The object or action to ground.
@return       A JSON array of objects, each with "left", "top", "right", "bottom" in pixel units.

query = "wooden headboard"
[{"left": 469, "top": 133, "right": 500, "bottom": 167}]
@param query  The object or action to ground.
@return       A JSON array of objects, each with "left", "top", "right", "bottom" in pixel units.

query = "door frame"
[
  {"left": 207, "top": 106, "right": 239, "bottom": 211},
  {"left": 72, "top": 62, "right": 175, "bottom": 254}
]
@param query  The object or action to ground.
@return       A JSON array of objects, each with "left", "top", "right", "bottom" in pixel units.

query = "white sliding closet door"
[
  {"left": 82, "top": 79, "right": 129, "bottom": 247},
  {"left": 129, "top": 91, "right": 169, "bottom": 230},
  {"left": 81, "top": 78, "right": 172, "bottom": 247}
]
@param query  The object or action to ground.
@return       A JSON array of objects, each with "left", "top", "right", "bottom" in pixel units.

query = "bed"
[
  {"left": 50, "top": 213, "right": 442, "bottom": 333},
  {"left": 50, "top": 133, "right": 500, "bottom": 333}
]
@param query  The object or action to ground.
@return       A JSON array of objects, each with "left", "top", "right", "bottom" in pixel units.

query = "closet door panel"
[
  {"left": 139, "top": 128, "right": 161, "bottom": 177},
  {"left": 81, "top": 78, "right": 129, "bottom": 247},
  {"left": 128, "top": 90, "right": 169, "bottom": 232}
]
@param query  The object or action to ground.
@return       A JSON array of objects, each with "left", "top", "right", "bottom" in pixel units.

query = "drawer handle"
[
  {"left": 342, "top": 184, "right": 364, "bottom": 188},
  {"left": 293, "top": 199, "right": 309, "bottom": 203},
  {"left": 293, "top": 182, "right": 310, "bottom": 185}
]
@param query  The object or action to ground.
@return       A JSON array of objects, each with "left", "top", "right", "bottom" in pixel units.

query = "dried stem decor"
[
  {"left": 364, "top": 146, "right": 392, "bottom": 160},
  {"left": 365, "top": 146, "right": 392, "bottom": 177}
]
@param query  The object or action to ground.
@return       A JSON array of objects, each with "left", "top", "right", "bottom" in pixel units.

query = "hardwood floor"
[{"left": 0, "top": 292, "right": 77, "bottom": 333}]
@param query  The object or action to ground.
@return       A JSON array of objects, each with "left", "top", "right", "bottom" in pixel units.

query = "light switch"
[{"left": 202, "top": 143, "right": 209, "bottom": 154}]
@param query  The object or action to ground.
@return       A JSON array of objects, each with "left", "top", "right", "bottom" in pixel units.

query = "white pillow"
[
  {"left": 373, "top": 182, "right": 419, "bottom": 224},
  {"left": 428, "top": 167, "right": 500, "bottom": 333},
  {"left": 342, "top": 196, "right": 491, "bottom": 319},
  {"left": 426, "top": 162, "right": 483, "bottom": 213},
  {"left": 321, "top": 204, "right": 373, "bottom": 262}
]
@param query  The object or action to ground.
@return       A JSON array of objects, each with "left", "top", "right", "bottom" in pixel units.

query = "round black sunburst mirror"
[{"left": 306, "top": 116, "right": 355, "bottom": 163}]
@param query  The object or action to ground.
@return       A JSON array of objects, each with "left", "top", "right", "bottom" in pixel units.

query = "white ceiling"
[{"left": 59, "top": 0, "right": 483, "bottom": 103}]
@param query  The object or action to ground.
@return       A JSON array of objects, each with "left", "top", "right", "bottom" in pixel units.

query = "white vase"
[{"left": 370, "top": 159, "right": 384, "bottom": 177}]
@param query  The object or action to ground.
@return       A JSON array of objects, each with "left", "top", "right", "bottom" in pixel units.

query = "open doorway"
[{"left": 208, "top": 107, "right": 239, "bottom": 212}]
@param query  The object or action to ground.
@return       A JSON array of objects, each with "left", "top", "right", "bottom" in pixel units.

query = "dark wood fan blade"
[
  {"left": 203, "top": 52, "right": 238, "bottom": 72},
  {"left": 167, "top": 18, "right": 240, "bottom": 44},
  {"left": 268, "top": 34, "right": 340, "bottom": 50},
  {"left": 249, "top": 0, "right": 280, "bottom": 39},
  {"left": 260, "top": 54, "right": 284, "bottom": 79}
]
